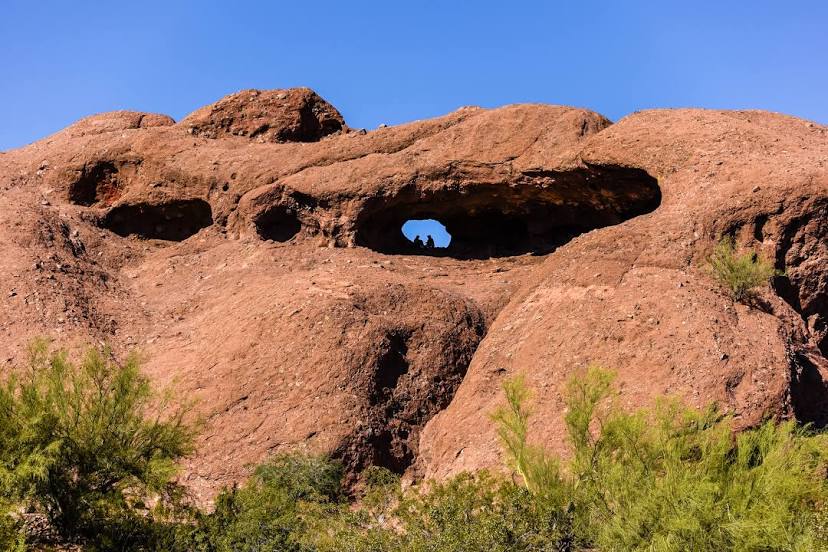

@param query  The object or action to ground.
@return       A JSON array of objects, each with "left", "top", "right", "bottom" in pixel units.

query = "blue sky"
[
  {"left": 402, "top": 219, "right": 451, "bottom": 247},
  {"left": 1, "top": 1, "right": 826, "bottom": 152}
]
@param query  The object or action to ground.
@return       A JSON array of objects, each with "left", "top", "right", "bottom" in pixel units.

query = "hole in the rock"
[
  {"left": 401, "top": 219, "right": 451, "bottom": 251},
  {"left": 368, "top": 428, "right": 413, "bottom": 474},
  {"left": 368, "top": 331, "right": 415, "bottom": 473},
  {"left": 69, "top": 161, "right": 124, "bottom": 207},
  {"left": 772, "top": 275, "right": 803, "bottom": 313},
  {"left": 254, "top": 205, "right": 302, "bottom": 242},
  {"left": 101, "top": 199, "right": 213, "bottom": 241},
  {"left": 355, "top": 165, "right": 661, "bottom": 259},
  {"left": 332, "top": 305, "right": 486, "bottom": 481}
]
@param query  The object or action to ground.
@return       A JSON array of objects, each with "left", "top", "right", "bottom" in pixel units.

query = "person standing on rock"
[{"left": 426, "top": 235, "right": 435, "bottom": 249}]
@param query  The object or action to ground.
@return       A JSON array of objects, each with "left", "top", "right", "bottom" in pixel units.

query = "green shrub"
[
  {"left": 708, "top": 235, "right": 778, "bottom": 301},
  {"left": 386, "top": 472, "right": 570, "bottom": 552},
  {"left": 495, "top": 367, "right": 828, "bottom": 551},
  {"left": 491, "top": 375, "right": 565, "bottom": 497},
  {"left": 190, "top": 369, "right": 827, "bottom": 552},
  {"left": 0, "top": 340, "right": 195, "bottom": 550},
  {"left": 313, "top": 470, "right": 569, "bottom": 552},
  {"left": 171, "top": 452, "right": 347, "bottom": 552},
  {"left": 0, "top": 508, "right": 24, "bottom": 552},
  {"left": 11, "top": 336, "right": 819, "bottom": 551},
  {"left": 174, "top": 452, "right": 570, "bottom": 552}
]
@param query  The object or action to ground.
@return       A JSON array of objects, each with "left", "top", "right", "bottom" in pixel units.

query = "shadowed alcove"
[
  {"left": 100, "top": 199, "right": 213, "bottom": 241},
  {"left": 355, "top": 165, "right": 661, "bottom": 259},
  {"left": 253, "top": 204, "right": 302, "bottom": 242}
]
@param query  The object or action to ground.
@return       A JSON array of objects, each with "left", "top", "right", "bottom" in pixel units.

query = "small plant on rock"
[{"left": 708, "top": 235, "right": 778, "bottom": 301}]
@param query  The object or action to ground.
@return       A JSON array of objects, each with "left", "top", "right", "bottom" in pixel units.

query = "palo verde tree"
[
  {"left": 0, "top": 339, "right": 196, "bottom": 550},
  {"left": 493, "top": 367, "right": 828, "bottom": 551}
]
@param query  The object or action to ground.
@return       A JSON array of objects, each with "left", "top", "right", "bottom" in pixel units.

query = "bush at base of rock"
[
  {"left": 2, "top": 342, "right": 826, "bottom": 551},
  {"left": 0, "top": 340, "right": 195, "bottom": 551},
  {"left": 170, "top": 368, "right": 828, "bottom": 552}
]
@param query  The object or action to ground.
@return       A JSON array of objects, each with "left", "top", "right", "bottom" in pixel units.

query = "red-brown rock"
[
  {"left": 0, "top": 91, "right": 825, "bottom": 502},
  {"left": 179, "top": 88, "right": 346, "bottom": 143}
]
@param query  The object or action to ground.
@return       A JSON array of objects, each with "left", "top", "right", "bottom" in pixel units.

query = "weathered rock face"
[
  {"left": 419, "top": 110, "right": 828, "bottom": 479},
  {"left": 179, "top": 88, "right": 346, "bottom": 143},
  {"left": 0, "top": 89, "right": 825, "bottom": 502}
]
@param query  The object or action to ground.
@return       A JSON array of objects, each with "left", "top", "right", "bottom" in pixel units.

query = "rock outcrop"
[
  {"left": 179, "top": 88, "right": 346, "bottom": 143},
  {"left": 0, "top": 89, "right": 825, "bottom": 502}
]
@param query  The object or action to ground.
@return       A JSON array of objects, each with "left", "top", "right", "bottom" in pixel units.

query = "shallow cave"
[
  {"left": 370, "top": 332, "right": 410, "bottom": 406},
  {"left": 367, "top": 331, "right": 414, "bottom": 473},
  {"left": 764, "top": 203, "right": 828, "bottom": 426},
  {"left": 253, "top": 205, "right": 302, "bottom": 242},
  {"left": 68, "top": 161, "right": 127, "bottom": 207},
  {"left": 355, "top": 165, "right": 661, "bottom": 259},
  {"left": 333, "top": 309, "right": 486, "bottom": 478},
  {"left": 789, "top": 350, "right": 828, "bottom": 428},
  {"left": 100, "top": 199, "right": 213, "bottom": 241}
]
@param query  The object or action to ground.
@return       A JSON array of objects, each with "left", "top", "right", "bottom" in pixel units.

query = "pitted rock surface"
[{"left": 179, "top": 88, "right": 346, "bottom": 143}]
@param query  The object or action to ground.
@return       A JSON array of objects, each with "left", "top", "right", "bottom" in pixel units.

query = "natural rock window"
[
  {"left": 355, "top": 165, "right": 661, "bottom": 259},
  {"left": 401, "top": 219, "right": 451, "bottom": 252}
]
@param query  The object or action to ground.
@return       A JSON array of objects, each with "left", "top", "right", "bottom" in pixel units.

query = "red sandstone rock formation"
[{"left": 0, "top": 89, "right": 825, "bottom": 501}]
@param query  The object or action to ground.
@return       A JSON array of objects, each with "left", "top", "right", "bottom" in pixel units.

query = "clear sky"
[
  {"left": 402, "top": 219, "right": 451, "bottom": 247},
  {"left": 1, "top": 1, "right": 826, "bottom": 152}
]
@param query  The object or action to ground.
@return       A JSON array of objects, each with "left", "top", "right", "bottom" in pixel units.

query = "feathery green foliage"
[
  {"left": 0, "top": 340, "right": 195, "bottom": 550},
  {"left": 496, "top": 367, "right": 828, "bottom": 551},
  {"left": 0, "top": 510, "right": 25, "bottom": 552},
  {"left": 309, "top": 470, "right": 570, "bottom": 552},
  {"left": 371, "top": 472, "right": 567, "bottom": 552},
  {"left": 170, "top": 367, "right": 828, "bottom": 552},
  {"left": 709, "top": 235, "right": 778, "bottom": 301},
  {"left": 169, "top": 452, "right": 347, "bottom": 552},
  {"left": 4, "top": 339, "right": 825, "bottom": 551},
  {"left": 491, "top": 375, "right": 564, "bottom": 496}
]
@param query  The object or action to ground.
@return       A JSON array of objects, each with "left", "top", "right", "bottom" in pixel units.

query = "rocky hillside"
[{"left": 0, "top": 89, "right": 825, "bottom": 502}]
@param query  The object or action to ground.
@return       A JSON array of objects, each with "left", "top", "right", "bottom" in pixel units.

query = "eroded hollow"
[
  {"left": 253, "top": 205, "right": 302, "bottom": 242},
  {"left": 789, "top": 350, "right": 828, "bottom": 428},
  {"left": 332, "top": 295, "right": 487, "bottom": 478},
  {"left": 69, "top": 161, "right": 136, "bottom": 207},
  {"left": 101, "top": 199, "right": 213, "bottom": 241},
  {"left": 779, "top": 206, "right": 828, "bottom": 358},
  {"left": 356, "top": 165, "right": 661, "bottom": 259}
]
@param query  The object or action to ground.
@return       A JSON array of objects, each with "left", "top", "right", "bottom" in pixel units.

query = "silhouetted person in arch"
[
  {"left": 412, "top": 235, "right": 424, "bottom": 249},
  {"left": 426, "top": 235, "right": 435, "bottom": 249}
]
